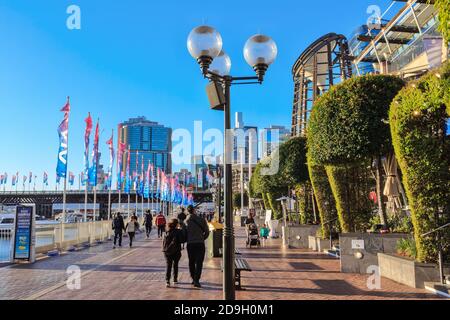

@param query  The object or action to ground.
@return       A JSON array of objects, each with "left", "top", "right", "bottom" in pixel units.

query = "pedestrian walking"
[
  {"left": 144, "top": 210, "right": 153, "bottom": 239},
  {"left": 185, "top": 205, "right": 210, "bottom": 288},
  {"left": 125, "top": 215, "right": 140, "bottom": 247},
  {"left": 177, "top": 208, "right": 187, "bottom": 249},
  {"left": 163, "top": 218, "right": 186, "bottom": 288},
  {"left": 260, "top": 224, "right": 270, "bottom": 247},
  {"left": 156, "top": 211, "right": 167, "bottom": 238},
  {"left": 112, "top": 212, "right": 125, "bottom": 249}
]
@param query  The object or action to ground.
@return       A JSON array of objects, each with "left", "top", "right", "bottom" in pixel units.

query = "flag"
[
  {"left": 43, "top": 172, "right": 49, "bottom": 186},
  {"left": 12, "top": 175, "right": 17, "bottom": 186},
  {"left": 56, "top": 97, "right": 70, "bottom": 179},
  {"left": 117, "top": 142, "right": 126, "bottom": 189},
  {"left": 69, "top": 172, "right": 75, "bottom": 186},
  {"left": 83, "top": 112, "right": 93, "bottom": 184},
  {"left": 144, "top": 161, "right": 151, "bottom": 199},
  {"left": 22, "top": 175, "right": 27, "bottom": 186},
  {"left": 89, "top": 120, "right": 100, "bottom": 186},
  {"left": 106, "top": 130, "right": 115, "bottom": 190},
  {"left": 124, "top": 148, "right": 131, "bottom": 194}
]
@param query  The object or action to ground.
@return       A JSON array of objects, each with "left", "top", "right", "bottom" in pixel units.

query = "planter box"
[
  {"left": 308, "top": 236, "right": 331, "bottom": 252},
  {"left": 378, "top": 253, "right": 450, "bottom": 289},
  {"left": 340, "top": 233, "right": 410, "bottom": 274},
  {"left": 284, "top": 225, "right": 320, "bottom": 249},
  {"left": 308, "top": 236, "right": 318, "bottom": 251}
]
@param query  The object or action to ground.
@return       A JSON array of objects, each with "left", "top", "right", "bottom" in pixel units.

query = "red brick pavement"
[{"left": 0, "top": 225, "right": 442, "bottom": 300}]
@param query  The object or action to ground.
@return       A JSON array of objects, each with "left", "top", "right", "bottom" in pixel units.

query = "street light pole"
[
  {"left": 222, "top": 77, "right": 235, "bottom": 300},
  {"left": 187, "top": 25, "right": 277, "bottom": 301}
]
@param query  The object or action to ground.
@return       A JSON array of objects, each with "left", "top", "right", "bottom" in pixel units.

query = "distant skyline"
[{"left": 0, "top": 0, "right": 393, "bottom": 189}]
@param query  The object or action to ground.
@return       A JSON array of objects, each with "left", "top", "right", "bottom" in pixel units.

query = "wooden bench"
[
  {"left": 219, "top": 248, "right": 241, "bottom": 256},
  {"left": 221, "top": 258, "right": 252, "bottom": 290}
]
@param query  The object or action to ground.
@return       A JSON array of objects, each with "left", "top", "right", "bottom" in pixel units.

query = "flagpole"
[
  {"left": 84, "top": 182, "right": 88, "bottom": 222},
  {"left": 108, "top": 186, "right": 112, "bottom": 220}
]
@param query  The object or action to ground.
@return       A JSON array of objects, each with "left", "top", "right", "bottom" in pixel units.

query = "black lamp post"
[{"left": 187, "top": 25, "right": 277, "bottom": 300}]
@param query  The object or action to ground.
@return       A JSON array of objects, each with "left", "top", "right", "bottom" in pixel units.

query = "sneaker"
[
  {"left": 113, "top": 245, "right": 116, "bottom": 249},
  {"left": 166, "top": 282, "right": 170, "bottom": 288},
  {"left": 194, "top": 282, "right": 202, "bottom": 288},
  {"left": 173, "top": 279, "right": 178, "bottom": 284}
]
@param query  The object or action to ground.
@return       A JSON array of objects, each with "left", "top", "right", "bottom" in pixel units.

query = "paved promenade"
[{"left": 0, "top": 225, "right": 440, "bottom": 300}]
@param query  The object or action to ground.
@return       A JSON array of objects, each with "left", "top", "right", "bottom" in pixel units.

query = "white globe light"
[
  {"left": 209, "top": 51, "right": 232, "bottom": 76},
  {"left": 243, "top": 34, "right": 278, "bottom": 67},
  {"left": 187, "top": 25, "right": 223, "bottom": 60}
]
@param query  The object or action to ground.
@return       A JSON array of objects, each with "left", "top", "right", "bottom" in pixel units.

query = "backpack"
[{"left": 163, "top": 231, "right": 179, "bottom": 256}]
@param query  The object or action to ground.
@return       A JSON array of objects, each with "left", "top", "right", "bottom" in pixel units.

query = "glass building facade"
[{"left": 118, "top": 117, "right": 172, "bottom": 180}]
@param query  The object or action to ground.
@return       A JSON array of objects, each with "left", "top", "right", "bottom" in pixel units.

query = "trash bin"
[
  {"left": 207, "top": 223, "right": 223, "bottom": 258},
  {"left": 240, "top": 216, "right": 247, "bottom": 227}
]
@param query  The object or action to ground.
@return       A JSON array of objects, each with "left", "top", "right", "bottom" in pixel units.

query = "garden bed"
[
  {"left": 339, "top": 232, "right": 410, "bottom": 274},
  {"left": 378, "top": 253, "right": 450, "bottom": 289}
]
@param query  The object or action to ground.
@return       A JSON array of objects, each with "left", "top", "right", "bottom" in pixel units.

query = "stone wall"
[{"left": 284, "top": 225, "right": 321, "bottom": 249}]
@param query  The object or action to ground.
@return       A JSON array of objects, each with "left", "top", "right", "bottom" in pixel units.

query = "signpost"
[{"left": 13, "top": 205, "right": 36, "bottom": 263}]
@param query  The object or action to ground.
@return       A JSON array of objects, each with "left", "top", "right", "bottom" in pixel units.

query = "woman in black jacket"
[{"left": 163, "top": 218, "right": 186, "bottom": 287}]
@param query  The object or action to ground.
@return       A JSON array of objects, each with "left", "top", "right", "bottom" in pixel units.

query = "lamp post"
[{"left": 187, "top": 26, "right": 277, "bottom": 300}]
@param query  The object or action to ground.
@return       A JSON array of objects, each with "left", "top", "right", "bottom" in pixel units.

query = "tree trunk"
[{"left": 376, "top": 155, "right": 388, "bottom": 228}]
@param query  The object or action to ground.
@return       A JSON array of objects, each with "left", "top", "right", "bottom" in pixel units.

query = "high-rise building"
[
  {"left": 232, "top": 112, "right": 259, "bottom": 193},
  {"left": 261, "top": 125, "right": 291, "bottom": 158},
  {"left": 118, "top": 117, "right": 172, "bottom": 179}
]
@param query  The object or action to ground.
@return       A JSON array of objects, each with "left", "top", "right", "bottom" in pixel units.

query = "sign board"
[
  {"left": 13, "top": 205, "right": 35, "bottom": 261},
  {"left": 352, "top": 239, "right": 365, "bottom": 250}
]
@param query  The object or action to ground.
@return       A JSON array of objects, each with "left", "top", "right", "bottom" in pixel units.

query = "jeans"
[
  {"left": 165, "top": 252, "right": 181, "bottom": 282},
  {"left": 158, "top": 225, "right": 165, "bottom": 238},
  {"left": 187, "top": 243, "right": 206, "bottom": 283},
  {"left": 114, "top": 232, "right": 122, "bottom": 246},
  {"left": 145, "top": 225, "right": 152, "bottom": 237},
  {"left": 128, "top": 232, "right": 135, "bottom": 247}
]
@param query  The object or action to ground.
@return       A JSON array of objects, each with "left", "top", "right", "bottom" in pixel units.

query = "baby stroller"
[{"left": 246, "top": 223, "right": 261, "bottom": 248}]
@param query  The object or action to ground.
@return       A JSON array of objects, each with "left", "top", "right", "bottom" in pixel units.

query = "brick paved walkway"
[{"left": 0, "top": 225, "right": 441, "bottom": 300}]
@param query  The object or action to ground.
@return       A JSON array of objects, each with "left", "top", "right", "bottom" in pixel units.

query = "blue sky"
[{"left": 0, "top": 0, "right": 393, "bottom": 189}]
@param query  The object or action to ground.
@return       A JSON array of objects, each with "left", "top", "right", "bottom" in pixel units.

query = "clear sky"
[{"left": 0, "top": 0, "right": 393, "bottom": 189}]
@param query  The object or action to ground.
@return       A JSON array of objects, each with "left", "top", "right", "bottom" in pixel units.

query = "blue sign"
[{"left": 13, "top": 206, "right": 33, "bottom": 260}]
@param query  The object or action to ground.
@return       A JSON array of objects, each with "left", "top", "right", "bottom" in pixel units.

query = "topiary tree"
[
  {"left": 434, "top": 0, "right": 450, "bottom": 43},
  {"left": 390, "top": 63, "right": 450, "bottom": 263},
  {"left": 233, "top": 192, "right": 249, "bottom": 209},
  {"left": 306, "top": 156, "right": 337, "bottom": 237},
  {"left": 307, "top": 74, "right": 405, "bottom": 232}
]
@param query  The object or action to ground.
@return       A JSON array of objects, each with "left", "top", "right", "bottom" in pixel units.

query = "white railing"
[
  {"left": 0, "top": 217, "right": 145, "bottom": 262},
  {"left": 0, "top": 226, "right": 13, "bottom": 263}
]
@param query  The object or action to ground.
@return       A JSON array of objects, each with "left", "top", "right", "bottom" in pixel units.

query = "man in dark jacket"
[
  {"left": 185, "top": 205, "right": 210, "bottom": 288},
  {"left": 144, "top": 210, "right": 153, "bottom": 239},
  {"left": 112, "top": 212, "right": 125, "bottom": 248}
]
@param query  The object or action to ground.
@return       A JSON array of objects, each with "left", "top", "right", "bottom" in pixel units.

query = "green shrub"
[
  {"left": 397, "top": 238, "right": 418, "bottom": 260},
  {"left": 390, "top": 63, "right": 450, "bottom": 263},
  {"left": 435, "top": 0, "right": 450, "bottom": 43},
  {"left": 307, "top": 158, "right": 338, "bottom": 238},
  {"left": 307, "top": 75, "right": 405, "bottom": 232}
]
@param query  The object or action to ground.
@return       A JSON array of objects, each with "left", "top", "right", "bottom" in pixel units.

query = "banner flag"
[
  {"left": 89, "top": 120, "right": 100, "bottom": 186},
  {"left": 117, "top": 142, "right": 126, "bottom": 189},
  {"left": 83, "top": 112, "right": 93, "bottom": 184},
  {"left": 106, "top": 130, "right": 115, "bottom": 190},
  {"left": 124, "top": 148, "right": 131, "bottom": 194},
  {"left": 43, "top": 172, "right": 48, "bottom": 186},
  {"left": 56, "top": 97, "right": 70, "bottom": 179}
]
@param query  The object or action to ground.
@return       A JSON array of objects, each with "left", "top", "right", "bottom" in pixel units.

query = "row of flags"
[
  {"left": 0, "top": 172, "right": 48, "bottom": 188},
  {"left": 52, "top": 97, "right": 195, "bottom": 206}
]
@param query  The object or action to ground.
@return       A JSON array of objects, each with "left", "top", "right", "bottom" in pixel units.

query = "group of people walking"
[{"left": 111, "top": 205, "right": 210, "bottom": 289}]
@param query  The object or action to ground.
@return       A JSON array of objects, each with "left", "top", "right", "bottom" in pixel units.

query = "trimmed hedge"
[
  {"left": 390, "top": 63, "right": 450, "bottom": 263},
  {"left": 325, "top": 162, "right": 373, "bottom": 232},
  {"left": 435, "top": 0, "right": 450, "bottom": 43},
  {"left": 307, "top": 75, "right": 405, "bottom": 232},
  {"left": 307, "top": 75, "right": 405, "bottom": 164},
  {"left": 307, "top": 159, "right": 337, "bottom": 238}
]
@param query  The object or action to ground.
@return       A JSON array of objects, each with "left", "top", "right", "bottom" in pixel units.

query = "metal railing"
[
  {"left": 421, "top": 222, "right": 450, "bottom": 285},
  {"left": 0, "top": 217, "right": 144, "bottom": 263}
]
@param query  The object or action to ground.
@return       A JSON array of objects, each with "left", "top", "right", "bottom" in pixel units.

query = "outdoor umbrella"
[{"left": 383, "top": 153, "right": 402, "bottom": 212}]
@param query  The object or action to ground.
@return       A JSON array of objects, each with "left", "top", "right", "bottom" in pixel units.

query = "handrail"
[
  {"left": 421, "top": 222, "right": 450, "bottom": 238},
  {"left": 322, "top": 217, "right": 338, "bottom": 226}
]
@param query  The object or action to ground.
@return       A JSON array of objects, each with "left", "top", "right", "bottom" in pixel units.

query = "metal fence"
[{"left": 0, "top": 226, "right": 13, "bottom": 263}]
